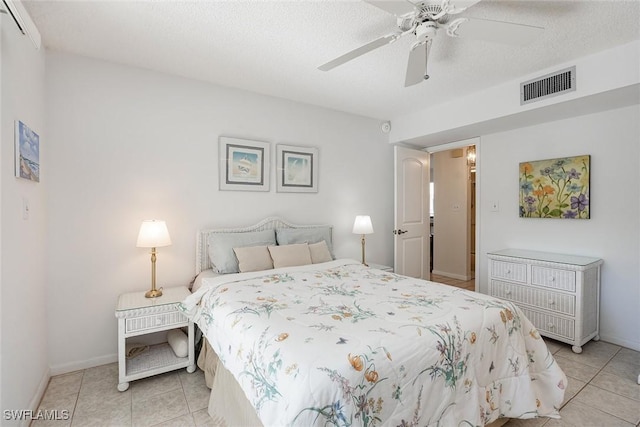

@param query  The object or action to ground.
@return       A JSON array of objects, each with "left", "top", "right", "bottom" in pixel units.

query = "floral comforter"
[{"left": 180, "top": 259, "right": 566, "bottom": 427}]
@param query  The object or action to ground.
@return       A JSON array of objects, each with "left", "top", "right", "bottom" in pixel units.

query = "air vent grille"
[{"left": 520, "top": 66, "right": 576, "bottom": 105}]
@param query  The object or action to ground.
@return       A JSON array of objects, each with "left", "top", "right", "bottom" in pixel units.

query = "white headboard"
[{"left": 196, "top": 216, "right": 333, "bottom": 274}]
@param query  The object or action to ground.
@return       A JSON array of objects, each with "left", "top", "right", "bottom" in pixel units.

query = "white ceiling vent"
[{"left": 520, "top": 66, "right": 576, "bottom": 105}]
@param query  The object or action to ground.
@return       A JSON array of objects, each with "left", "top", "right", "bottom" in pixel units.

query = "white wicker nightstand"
[{"left": 115, "top": 286, "right": 196, "bottom": 391}]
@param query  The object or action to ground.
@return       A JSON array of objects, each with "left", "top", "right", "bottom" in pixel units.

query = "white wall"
[
  {"left": 45, "top": 52, "right": 394, "bottom": 373},
  {"left": 478, "top": 104, "right": 640, "bottom": 351},
  {"left": 1, "top": 12, "right": 48, "bottom": 421}
]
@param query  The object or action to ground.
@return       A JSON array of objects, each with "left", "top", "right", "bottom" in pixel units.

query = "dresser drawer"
[
  {"left": 531, "top": 266, "right": 576, "bottom": 292},
  {"left": 520, "top": 307, "right": 575, "bottom": 341},
  {"left": 125, "top": 310, "right": 187, "bottom": 334},
  {"left": 490, "top": 280, "right": 575, "bottom": 316},
  {"left": 490, "top": 260, "right": 527, "bottom": 283}
]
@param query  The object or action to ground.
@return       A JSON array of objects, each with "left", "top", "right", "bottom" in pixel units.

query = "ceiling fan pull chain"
[{"left": 424, "top": 40, "right": 432, "bottom": 80}]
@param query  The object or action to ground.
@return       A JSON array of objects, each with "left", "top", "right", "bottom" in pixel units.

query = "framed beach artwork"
[
  {"left": 519, "top": 154, "right": 590, "bottom": 219},
  {"left": 276, "top": 144, "right": 318, "bottom": 193},
  {"left": 15, "top": 120, "right": 40, "bottom": 182},
  {"left": 219, "top": 137, "right": 270, "bottom": 191}
]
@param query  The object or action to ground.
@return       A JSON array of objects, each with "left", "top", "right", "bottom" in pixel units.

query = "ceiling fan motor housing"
[{"left": 416, "top": 21, "right": 437, "bottom": 42}]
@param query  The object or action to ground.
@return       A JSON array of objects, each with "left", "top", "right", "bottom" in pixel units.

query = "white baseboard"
[
  {"left": 50, "top": 353, "right": 117, "bottom": 376},
  {"left": 431, "top": 270, "right": 473, "bottom": 281},
  {"left": 22, "top": 367, "right": 51, "bottom": 427}
]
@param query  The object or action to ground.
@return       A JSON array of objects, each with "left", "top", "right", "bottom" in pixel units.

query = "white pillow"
[
  {"left": 309, "top": 240, "right": 333, "bottom": 264},
  {"left": 268, "top": 243, "right": 312, "bottom": 269},
  {"left": 233, "top": 245, "right": 274, "bottom": 273},
  {"left": 167, "top": 329, "right": 188, "bottom": 358}
]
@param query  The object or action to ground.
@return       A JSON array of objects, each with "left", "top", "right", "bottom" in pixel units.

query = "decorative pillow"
[
  {"left": 275, "top": 227, "right": 334, "bottom": 259},
  {"left": 309, "top": 240, "right": 333, "bottom": 264},
  {"left": 268, "top": 243, "right": 312, "bottom": 269},
  {"left": 207, "top": 229, "right": 276, "bottom": 273},
  {"left": 233, "top": 245, "right": 274, "bottom": 273}
]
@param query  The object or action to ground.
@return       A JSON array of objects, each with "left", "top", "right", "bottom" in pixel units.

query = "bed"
[{"left": 179, "top": 217, "right": 567, "bottom": 426}]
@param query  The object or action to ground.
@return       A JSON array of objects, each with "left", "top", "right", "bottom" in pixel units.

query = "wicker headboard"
[{"left": 196, "top": 216, "right": 333, "bottom": 274}]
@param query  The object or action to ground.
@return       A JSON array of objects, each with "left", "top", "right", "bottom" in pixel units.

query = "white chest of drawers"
[{"left": 487, "top": 249, "right": 602, "bottom": 354}]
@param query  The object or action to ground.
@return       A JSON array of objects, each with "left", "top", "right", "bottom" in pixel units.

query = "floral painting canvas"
[
  {"left": 15, "top": 120, "right": 40, "bottom": 182},
  {"left": 519, "top": 155, "right": 590, "bottom": 219}
]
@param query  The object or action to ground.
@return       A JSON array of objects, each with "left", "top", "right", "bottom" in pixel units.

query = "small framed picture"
[
  {"left": 276, "top": 144, "right": 318, "bottom": 193},
  {"left": 15, "top": 120, "right": 40, "bottom": 182},
  {"left": 219, "top": 136, "right": 270, "bottom": 191}
]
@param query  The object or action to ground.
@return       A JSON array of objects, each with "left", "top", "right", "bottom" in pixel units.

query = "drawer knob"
[
  {"left": 155, "top": 318, "right": 163, "bottom": 326},
  {"left": 549, "top": 277, "right": 556, "bottom": 282},
  {"left": 547, "top": 323, "right": 555, "bottom": 329},
  {"left": 548, "top": 299, "right": 556, "bottom": 305},
  {"left": 505, "top": 290, "right": 512, "bottom": 295},
  {"left": 506, "top": 269, "right": 511, "bottom": 274}
]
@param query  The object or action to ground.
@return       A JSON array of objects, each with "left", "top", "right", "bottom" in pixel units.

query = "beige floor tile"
[
  {"left": 545, "top": 401, "right": 634, "bottom": 427},
  {"left": 602, "top": 357, "right": 640, "bottom": 381},
  {"left": 132, "top": 388, "right": 189, "bottom": 427},
  {"left": 573, "top": 384, "right": 640, "bottom": 424},
  {"left": 45, "top": 371, "right": 84, "bottom": 397},
  {"left": 180, "top": 371, "right": 211, "bottom": 413},
  {"left": 590, "top": 371, "right": 640, "bottom": 401},
  {"left": 554, "top": 355, "right": 600, "bottom": 383},
  {"left": 82, "top": 362, "right": 119, "bottom": 384},
  {"left": 150, "top": 412, "right": 196, "bottom": 427},
  {"left": 32, "top": 392, "right": 77, "bottom": 427},
  {"left": 562, "top": 377, "right": 586, "bottom": 407},
  {"left": 191, "top": 408, "right": 224, "bottom": 427},
  {"left": 76, "top": 375, "right": 131, "bottom": 415},
  {"left": 131, "top": 371, "right": 182, "bottom": 403},
  {"left": 555, "top": 340, "right": 620, "bottom": 370},
  {"left": 611, "top": 348, "right": 640, "bottom": 367},
  {"left": 71, "top": 398, "right": 132, "bottom": 427}
]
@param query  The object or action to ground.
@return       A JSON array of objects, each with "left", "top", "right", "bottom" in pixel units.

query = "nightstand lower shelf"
[{"left": 125, "top": 342, "right": 194, "bottom": 378}]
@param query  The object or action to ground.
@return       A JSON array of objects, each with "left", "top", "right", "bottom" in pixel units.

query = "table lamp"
[
  {"left": 352, "top": 215, "right": 374, "bottom": 266},
  {"left": 136, "top": 219, "right": 172, "bottom": 298}
]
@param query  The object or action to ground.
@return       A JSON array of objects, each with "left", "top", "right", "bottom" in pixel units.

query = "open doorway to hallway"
[{"left": 429, "top": 144, "right": 476, "bottom": 291}]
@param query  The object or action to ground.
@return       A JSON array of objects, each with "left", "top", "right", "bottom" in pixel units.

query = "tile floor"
[
  {"left": 431, "top": 273, "right": 476, "bottom": 291},
  {"left": 34, "top": 277, "right": 639, "bottom": 427}
]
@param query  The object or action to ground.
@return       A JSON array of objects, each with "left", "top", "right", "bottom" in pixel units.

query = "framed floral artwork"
[
  {"left": 219, "top": 136, "right": 270, "bottom": 191},
  {"left": 276, "top": 144, "right": 318, "bottom": 193},
  {"left": 519, "top": 155, "right": 590, "bottom": 219}
]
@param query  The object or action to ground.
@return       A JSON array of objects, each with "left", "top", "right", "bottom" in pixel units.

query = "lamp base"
[{"left": 145, "top": 288, "right": 163, "bottom": 298}]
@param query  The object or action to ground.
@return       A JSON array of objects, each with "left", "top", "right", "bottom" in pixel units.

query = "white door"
[{"left": 394, "top": 146, "right": 430, "bottom": 279}]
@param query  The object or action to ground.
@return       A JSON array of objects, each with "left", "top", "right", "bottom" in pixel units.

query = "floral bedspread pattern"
[{"left": 180, "top": 259, "right": 566, "bottom": 427}]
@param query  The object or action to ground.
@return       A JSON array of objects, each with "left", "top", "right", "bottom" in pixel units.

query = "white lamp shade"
[
  {"left": 136, "top": 220, "right": 172, "bottom": 248},
  {"left": 352, "top": 215, "right": 374, "bottom": 234}
]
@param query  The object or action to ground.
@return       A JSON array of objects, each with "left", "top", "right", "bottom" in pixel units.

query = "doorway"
[{"left": 429, "top": 144, "right": 477, "bottom": 291}]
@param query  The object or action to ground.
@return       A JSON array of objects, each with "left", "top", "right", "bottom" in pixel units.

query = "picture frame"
[
  {"left": 14, "top": 120, "right": 40, "bottom": 182},
  {"left": 519, "top": 154, "right": 590, "bottom": 219},
  {"left": 219, "top": 136, "right": 270, "bottom": 191},
  {"left": 276, "top": 144, "right": 318, "bottom": 193}
]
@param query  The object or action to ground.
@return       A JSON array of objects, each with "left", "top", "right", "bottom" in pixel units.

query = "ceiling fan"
[{"left": 318, "top": 0, "right": 544, "bottom": 87}]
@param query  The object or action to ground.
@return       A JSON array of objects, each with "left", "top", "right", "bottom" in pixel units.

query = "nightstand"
[
  {"left": 115, "top": 286, "right": 196, "bottom": 391},
  {"left": 368, "top": 263, "right": 394, "bottom": 272}
]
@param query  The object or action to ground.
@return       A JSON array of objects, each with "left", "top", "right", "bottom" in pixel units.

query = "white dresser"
[{"left": 487, "top": 249, "right": 602, "bottom": 354}]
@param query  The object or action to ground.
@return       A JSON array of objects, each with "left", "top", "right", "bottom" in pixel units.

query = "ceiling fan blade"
[
  {"left": 405, "top": 41, "right": 428, "bottom": 87},
  {"left": 362, "top": 0, "right": 416, "bottom": 17},
  {"left": 444, "top": 0, "right": 483, "bottom": 14},
  {"left": 447, "top": 17, "right": 544, "bottom": 45},
  {"left": 319, "top": 33, "right": 401, "bottom": 71}
]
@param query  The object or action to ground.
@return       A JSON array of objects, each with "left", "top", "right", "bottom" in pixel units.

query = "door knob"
[{"left": 393, "top": 229, "right": 408, "bottom": 235}]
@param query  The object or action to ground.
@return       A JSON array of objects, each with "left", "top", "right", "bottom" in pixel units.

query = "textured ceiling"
[{"left": 22, "top": 0, "right": 640, "bottom": 120}]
